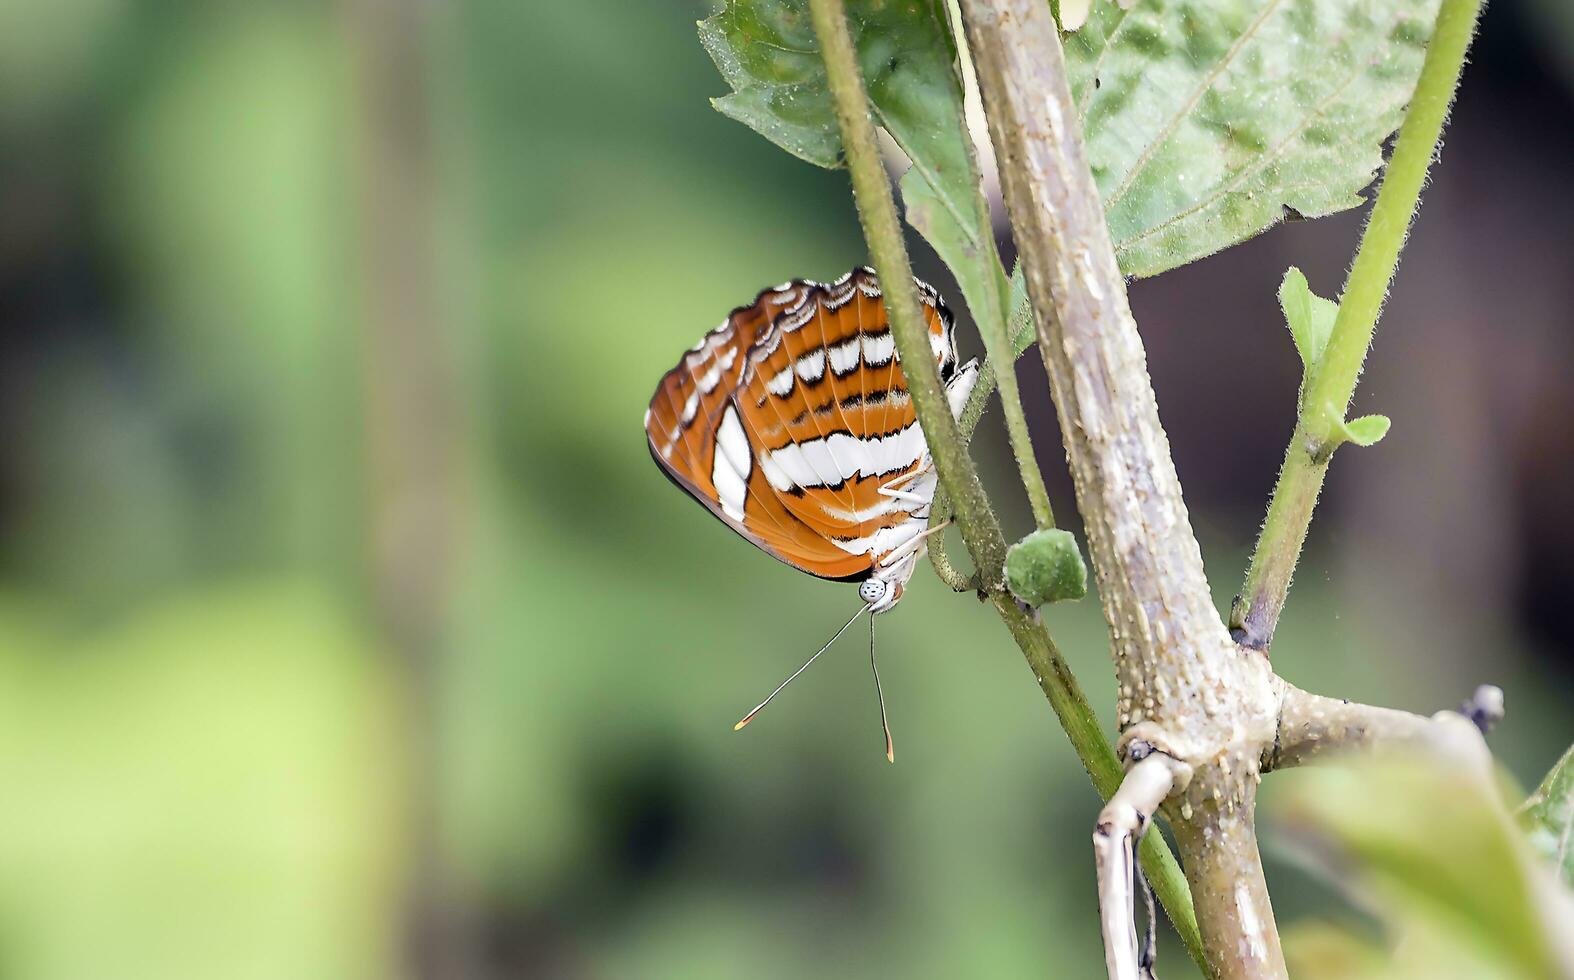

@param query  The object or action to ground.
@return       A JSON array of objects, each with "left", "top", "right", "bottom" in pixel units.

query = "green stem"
[
  {"left": 808, "top": 0, "right": 1003, "bottom": 587},
  {"left": 993, "top": 597, "right": 1206, "bottom": 970},
  {"left": 1232, "top": 0, "right": 1484, "bottom": 650},
  {"left": 963, "top": 223, "right": 1055, "bottom": 530},
  {"left": 806, "top": 0, "right": 1203, "bottom": 968}
]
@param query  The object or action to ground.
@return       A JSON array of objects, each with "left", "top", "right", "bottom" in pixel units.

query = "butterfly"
[{"left": 644, "top": 267, "right": 979, "bottom": 760}]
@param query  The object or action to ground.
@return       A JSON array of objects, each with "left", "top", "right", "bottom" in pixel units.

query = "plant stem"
[
  {"left": 994, "top": 597, "right": 1206, "bottom": 970},
  {"left": 806, "top": 0, "right": 1204, "bottom": 965},
  {"left": 956, "top": 0, "right": 1288, "bottom": 971},
  {"left": 1170, "top": 798, "right": 1283, "bottom": 980},
  {"left": 1232, "top": 0, "right": 1486, "bottom": 650},
  {"left": 963, "top": 226, "right": 1055, "bottom": 531},
  {"left": 809, "top": 0, "right": 1003, "bottom": 586}
]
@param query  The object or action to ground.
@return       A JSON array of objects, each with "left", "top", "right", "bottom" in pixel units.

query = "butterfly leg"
[
  {"left": 877, "top": 475, "right": 929, "bottom": 504},
  {"left": 877, "top": 519, "right": 952, "bottom": 570}
]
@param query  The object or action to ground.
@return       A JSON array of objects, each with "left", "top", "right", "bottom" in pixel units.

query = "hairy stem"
[
  {"left": 809, "top": 0, "right": 1001, "bottom": 583},
  {"left": 1232, "top": 0, "right": 1486, "bottom": 650},
  {"left": 966, "top": 247, "right": 1055, "bottom": 531},
  {"left": 806, "top": 0, "right": 1204, "bottom": 964}
]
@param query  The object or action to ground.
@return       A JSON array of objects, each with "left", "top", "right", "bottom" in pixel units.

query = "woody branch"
[
  {"left": 810, "top": 0, "right": 1498, "bottom": 975},
  {"left": 954, "top": 0, "right": 1491, "bottom": 975},
  {"left": 806, "top": 0, "right": 1208, "bottom": 968}
]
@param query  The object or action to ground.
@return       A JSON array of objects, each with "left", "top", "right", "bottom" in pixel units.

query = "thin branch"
[
  {"left": 1231, "top": 0, "right": 1487, "bottom": 651},
  {"left": 1095, "top": 750, "right": 1191, "bottom": 980},
  {"left": 1267, "top": 683, "right": 1505, "bottom": 773},
  {"left": 959, "top": 229, "right": 1055, "bottom": 531},
  {"left": 808, "top": 0, "right": 1002, "bottom": 585},
  {"left": 927, "top": 273, "right": 1038, "bottom": 583},
  {"left": 805, "top": 0, "right": 1204, "bottom": 964},
  {"left": 933, "top": 3, "right": 1054, "bottom": 530},
  {"left": 993, "top": 596, "right": 1205, "bottom": 968}
]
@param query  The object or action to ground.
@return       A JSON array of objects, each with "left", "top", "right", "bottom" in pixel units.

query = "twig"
[
  {"left": 1268, "top": 683, "right": 1505, "bottom": 773},
  {"left": 1231, "top": 0, "right": 1488, "bottom": 651},
  {"left": 805, "top": 0, "right": 1204, "bottom": 964},
  {"left": 1095, "top": 749, "right": 1191, "bottom": 980},
  {"left": 809, "top": 0, "right": 1002, "bottom": 584}
]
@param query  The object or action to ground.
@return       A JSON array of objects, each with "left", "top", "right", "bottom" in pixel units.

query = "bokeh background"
[{"left": 1, "top": 1, "right": 1571, "bottom": 977}]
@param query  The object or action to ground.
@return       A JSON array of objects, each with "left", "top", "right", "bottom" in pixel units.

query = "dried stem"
[
  {"left": 1095, "top": 751, "right": 1190, "bottom": 980},
  {"left": 1232, "top": 0, "right": 1487, "bottom": 650}
]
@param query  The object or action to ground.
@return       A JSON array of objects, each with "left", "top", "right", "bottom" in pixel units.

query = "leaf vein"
[
  {"left": 1104, "top": 0, "right": 1288, "bottom": 210},
  {"left": 1112, "top": 62, "right": 1371, "bottom": 257}
]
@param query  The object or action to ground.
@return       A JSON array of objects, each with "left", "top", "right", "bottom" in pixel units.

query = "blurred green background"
[{"left": 2, "top": 1, "right": 1572, "bottom": 977}]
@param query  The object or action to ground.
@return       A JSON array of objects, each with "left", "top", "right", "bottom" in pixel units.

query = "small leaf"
[
  {"left": 1340, "top": 414, "right": 1392, "bottom": 447},
  {"left": 1519, "top": 742, "right": 1574, "bottom": 888},
  {"left": 1065, "top": 0, "right": 1442, "bottom": 278},
  {"left": 1278, "top": 267, "right": 1339, "bottom": 371},
  {"left": 699, "top": 0, "right": 983, "bottom": 242},
  {"left": 1005, "top": 529, "right": 1088, "bottom": 607}
]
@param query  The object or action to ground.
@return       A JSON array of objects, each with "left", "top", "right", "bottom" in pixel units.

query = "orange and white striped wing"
[{"left": 645, "top": 268, "right": 971, "bottom": 581}]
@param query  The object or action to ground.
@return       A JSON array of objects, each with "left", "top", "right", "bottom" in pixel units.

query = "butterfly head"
[{"left": 859, "top": 576, "right": 899, "bottom": 612}]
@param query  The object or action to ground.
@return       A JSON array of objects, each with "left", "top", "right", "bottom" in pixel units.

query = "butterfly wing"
[
  {"left": 646, "top": 268, "right": 970, "bottom": 581},
  {"left": 733, "top": 269, "right": 965, "bottom": 567},
  {"left": 646, "top": 289, "right": 870, "bottom": 579}
]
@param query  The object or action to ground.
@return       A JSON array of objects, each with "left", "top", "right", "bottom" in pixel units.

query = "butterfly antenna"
[
  {"left": 734, "top": 603, "right": 870, "bottom": 731},
  {"left": 870, "top": 611, "right": 893, "bottom": 763}
]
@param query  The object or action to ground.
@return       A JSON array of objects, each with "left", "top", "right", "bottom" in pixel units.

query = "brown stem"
[
  {"left": 806, "top": 0, "right": 1205, "bottom": 961},
  {"left": 1268, "top": 684, "right": 1506, "bottom": 773},
  {"left": 1169, "top": 792, "right": 1285, "bottom": 980},
  {"left": 956, "top": 0, "right": 1284, "bottom": 973}
]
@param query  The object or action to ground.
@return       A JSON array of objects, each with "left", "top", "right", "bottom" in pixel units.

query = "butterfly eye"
[{"left": 859, "top": 578, "right": 888, "bottom": 605}]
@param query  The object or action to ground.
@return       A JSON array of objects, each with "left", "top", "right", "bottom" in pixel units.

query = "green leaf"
[
  {"left": 1274, "top": 757, "right": 1574, "bottom": 979},
  {"left": 1519, "top": 743, "right": 1574, "bottom": 888},
  {"left": 1006, "top": 265, "right": 1034, "bottom": 351},
  {"left": 1278, "top": 266, "right": 1338, "bottom": 371},
  {"left": 699, "top": 0, "right": 982, "bottom": 239},
  {"left": 1065, "top": 0, "right": 1441, "bottom": 278},
  {"left": 1339, "top": 414, "right": 1392, "bottom": 447},
  {"left": 1005, "top": 528, "right": 1088, "bottom": 606},
  {"left": 902, "top": 162, "right": 1011, "bottom": 352}
]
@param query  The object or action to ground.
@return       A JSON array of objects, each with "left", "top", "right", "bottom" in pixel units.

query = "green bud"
[{"left": 1005, "top": 528, "right": 1088, "bottom": 607}]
